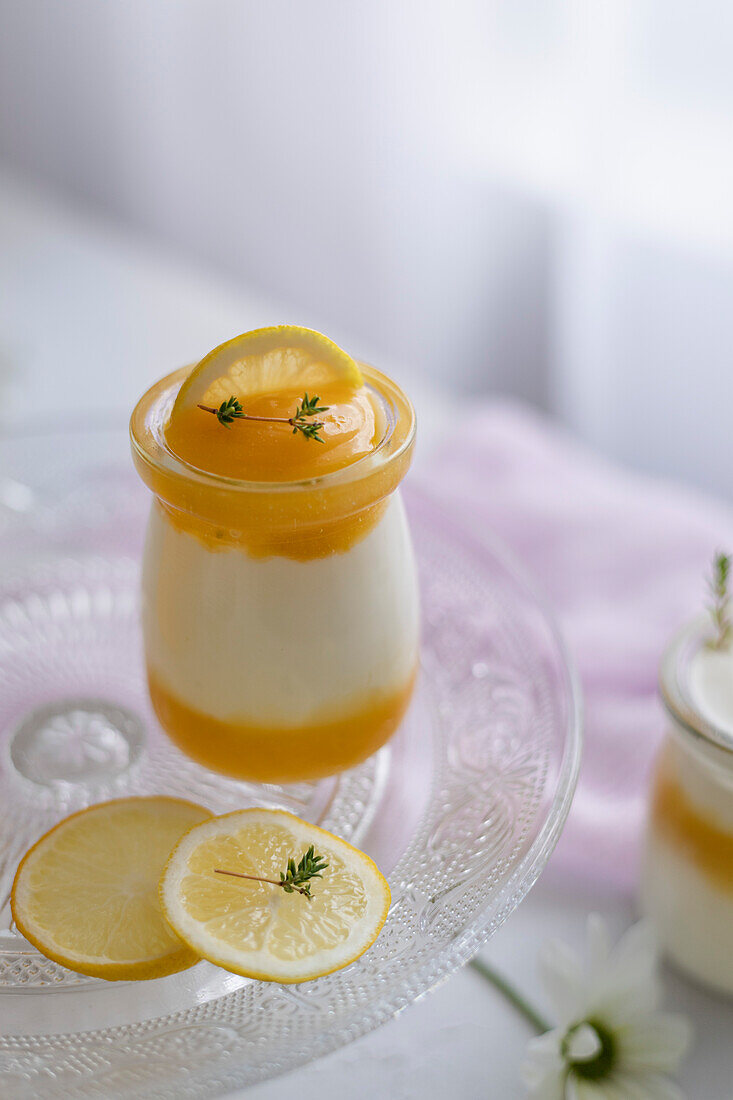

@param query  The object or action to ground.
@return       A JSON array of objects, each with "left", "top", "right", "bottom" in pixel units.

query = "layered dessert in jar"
[
  {"left": 130, "top": 327, "right": 419, "bottom": 783},
  {"left": 642, "top": 614, "right": 733, "bottom": 996}
]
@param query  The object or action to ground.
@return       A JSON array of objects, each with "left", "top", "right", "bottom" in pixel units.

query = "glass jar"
[
  {"left": 641, "top": 617, "right": 733, "bottom": 996},
  {"left": 130, "top": 363, "right": 419, "bottom": 784}
]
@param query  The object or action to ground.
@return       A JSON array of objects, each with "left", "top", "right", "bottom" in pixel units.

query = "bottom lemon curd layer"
[
  {"left": 148, "top": 669, "right": 415, "bottom": 783},
  {"left": 649, "top": 753, "right": 733, "bottom": 894}
]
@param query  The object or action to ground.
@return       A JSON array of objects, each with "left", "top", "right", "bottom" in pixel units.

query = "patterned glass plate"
[{"left": 0, "top": 427, "right": 581, "bottom": 1099}]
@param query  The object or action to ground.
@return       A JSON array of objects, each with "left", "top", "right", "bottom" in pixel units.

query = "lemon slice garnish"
[
  {"left": 159, "top": 809, "right": 390, "bottom": 984},
  {"left": 172, "top": 326, "right": 363, "bottom": 418},
  {"left": 11, "top": 798, "right": 211, "bottom": 981}
]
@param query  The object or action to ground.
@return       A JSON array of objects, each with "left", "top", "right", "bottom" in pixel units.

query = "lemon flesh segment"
[
  {"left": 11, "top": 797, "right": 211, "bottom": 981},
  {"left": 172, "top": 326, "right": 364, "bottom": 417},
  {"left": 159, "top": 809, "right": 391, "bottom": 983}
]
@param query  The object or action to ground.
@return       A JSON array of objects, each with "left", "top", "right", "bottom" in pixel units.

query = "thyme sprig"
[
  {"left": 214, "top": 845, "right": 329, "bottom": 900},
  {"left": 291, "top": 393, "right": 329, "bottom": 441},
  {"left": 198, "top": 392, "right": 329, "bottom": 442},
  {"left": 707, "top": 550, "right": 732, "bottom": 650},
  {"left": 208, "top": 395, "right": 246, "bottom": 426}
]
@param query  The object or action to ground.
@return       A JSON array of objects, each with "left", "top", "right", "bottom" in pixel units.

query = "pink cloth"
[{"left": 417, "top": 402, "right": 733, "bottom": 892}]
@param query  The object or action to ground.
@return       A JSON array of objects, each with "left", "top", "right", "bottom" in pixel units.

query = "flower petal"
[
  {"left": 565, "top": 1023, "right": 602, "bottom": 1063},
  {"left": 567, "top": 1070, "right": 687, "bottom": 1100},
  {"left": 567, "top": 1078, "right": 623, "bottom": 1100},
  {"left": 587, "top": 983, "right": 659, "bottom": 1029},
  {"left": 602, "top": 921, "right": 659, "bottom": 1012},
  {"left": 586, "top": 914, "right": 612, "bottom": 974},
  {"left": 612, "top": 919, "right": 658, "bottom": 969},
  {"left": 609, "top": 1071, "right": 687, "bottom": 1100},
  {"left": 583, "top": 921, "right": 660, "bottom": 1024},
  {"left": 540, "top": 938, "right": 585, "bottom": 1022},
  {"left": 522, "top": 1030, "right": 567, "bottom": 1099},
  {"left": 616, "top": 1013, "right": 693, "bottom": 1073}
]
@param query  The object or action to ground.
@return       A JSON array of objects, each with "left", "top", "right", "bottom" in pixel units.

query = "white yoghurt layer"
[
  {"left": 142, "top": 492, "right": 419, "bottom": 726},
  {"left": 641, "top": 830, "right": 733, "bottom": 996},
  {"left": 641, "top": 735, "right": 733, "bottom": 996}
]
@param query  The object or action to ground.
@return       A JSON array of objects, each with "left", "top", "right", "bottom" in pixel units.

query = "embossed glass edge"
[
  {"left": 112, "top": 488, "right": 584, "bottom": 1100},
  {"left": 0, "top": 467, "right": 583, "bottom": 1099}
]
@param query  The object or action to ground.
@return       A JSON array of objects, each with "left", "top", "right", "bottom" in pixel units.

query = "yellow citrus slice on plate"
[
  {"left": 159, "top": 808, "right": 391, "bottom": 983},
  {"left": 172, "top": 325, "right": 363, "bottom": 418},
  {"left": 11, "top": 797, "right": 211, "bottom": 981}
]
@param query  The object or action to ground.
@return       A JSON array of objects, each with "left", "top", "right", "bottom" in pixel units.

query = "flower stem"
[{"left": 470, "top": 956, "right": 551, "bottom": 1034}]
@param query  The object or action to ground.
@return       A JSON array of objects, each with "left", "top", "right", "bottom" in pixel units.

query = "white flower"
[{"left": 522, "top": 915, "right": 692, "bottom": 1100}]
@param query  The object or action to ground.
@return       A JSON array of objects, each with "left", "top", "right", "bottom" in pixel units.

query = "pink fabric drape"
[{"left": 417, "top": 402, "right": 733, "bottom": 890}]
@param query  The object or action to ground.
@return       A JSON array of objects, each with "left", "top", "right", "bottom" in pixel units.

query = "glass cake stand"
[{"left": 0, "top": 426, "right": 582, "bottom": 1099}]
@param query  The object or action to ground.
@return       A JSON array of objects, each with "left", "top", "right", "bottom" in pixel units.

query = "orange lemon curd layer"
[
  {"left": 131, "top": 365, "right": 415, "bottom": 562},
  {"left": 650, "top": 752, "right": 733, "bottom": 894},
  {"left": 165, "top": 382, "right": 381, "bottom": 483},
  {"left": 155, "top": 495, "right": 389, "bottom": 560},
  {"left": 148, "top": 668, "right": 416, "bottom": 783}
]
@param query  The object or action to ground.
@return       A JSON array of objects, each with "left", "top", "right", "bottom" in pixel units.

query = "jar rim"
[
  {"left": 129, "top": 361, "right": 416, "bottom": 536},
  {"left": 130, "top": 362, "right": 415, "bottom": 495},
  {"left": 660, "top": 615, "right": 733, "bottom": 757}
]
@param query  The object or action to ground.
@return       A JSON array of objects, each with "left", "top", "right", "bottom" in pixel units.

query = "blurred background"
[
  {"left": 1, "top": 1, "right": 733, "bottom": 493},
  {"left": 2, "top": 8, "right": 733, "bottom": 1096}
]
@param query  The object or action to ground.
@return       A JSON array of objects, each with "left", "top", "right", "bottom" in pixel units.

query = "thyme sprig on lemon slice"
[
  {"left": 198, "top": 392, "right": 329, "bottom": 442},
  {"left": 214, "top": 845, "right": 329, "bottom": 900}
]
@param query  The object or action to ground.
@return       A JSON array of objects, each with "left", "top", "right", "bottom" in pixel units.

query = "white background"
[{"left": 3, "top": 2, "right": 733, "bottom": 496}]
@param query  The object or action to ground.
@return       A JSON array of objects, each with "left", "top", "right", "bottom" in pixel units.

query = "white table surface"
[{"left": 1, "top": 171, "right": 731, "bottom": 1099}]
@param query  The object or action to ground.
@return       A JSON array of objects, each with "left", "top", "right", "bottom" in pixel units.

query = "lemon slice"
[
  {"left": 159, "top": 809, "right": 391, "bottom": 983},
  {"left": 172, "top": 326, "right": 363, "bottom": 417},
  {"left": 11, "top": 797, "right": 211, "bottom": 981}
]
